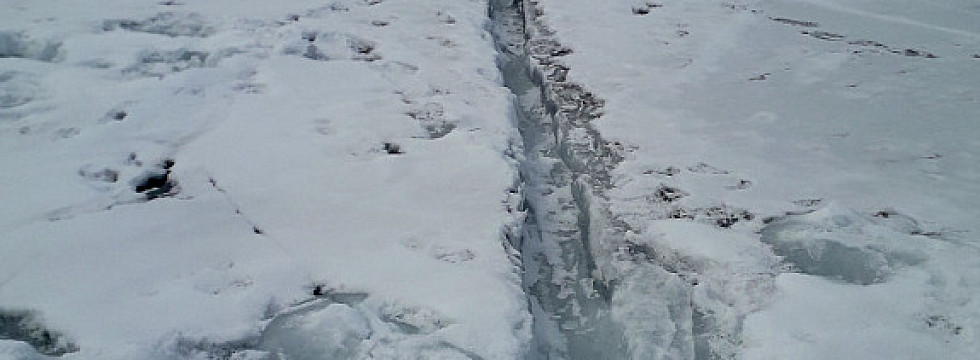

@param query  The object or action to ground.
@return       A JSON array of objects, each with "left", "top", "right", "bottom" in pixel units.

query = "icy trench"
[{"left": 489, "top": 1, "right": 628, "bottom": 358}]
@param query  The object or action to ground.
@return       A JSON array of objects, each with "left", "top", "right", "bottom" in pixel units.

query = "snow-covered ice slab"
[
  {"left": 0, "top": 0, "right": 531, "bottom": 358},
  {"left": 527, "top": 0, "right": 980, "bottom": 358}
]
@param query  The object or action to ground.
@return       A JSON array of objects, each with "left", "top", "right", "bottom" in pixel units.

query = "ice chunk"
[
  {"left": 0, "top": 32, "right": 62, "bottom": 62},
  {"left": 258, "top": 303, "right": 371, "bottom": 360},
  {"left": 761, "top": 205, "right": 925, "bottom": 285}
]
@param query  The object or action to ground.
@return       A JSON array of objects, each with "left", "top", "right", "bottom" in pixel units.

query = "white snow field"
[
  {"left": 520, "top": 0, "right": 980, "bottom": 359},
  {"left": 2, "top": 0, "right": 979, "bottom": 359},
  {"left": 1, "top": 0, "right": 531, "bottom": 359}
]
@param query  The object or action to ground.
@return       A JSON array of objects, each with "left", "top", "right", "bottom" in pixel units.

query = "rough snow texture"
[
  {"left": 3, "top": 0, "right": 979, "bottom": 359},
  {"left": 528, "top": 0, "right": 980, "bottom": 358},
  {"left": 0, "top": 0, "right": 531, "bottom": 359}
]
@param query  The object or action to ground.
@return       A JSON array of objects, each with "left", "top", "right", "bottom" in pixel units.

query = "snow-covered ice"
[
  {"left": 523, "top": 0, "right": 980, "bottom": 358},
  {"left": 2, "top": 0, "right": 531, "bottom": 358},
  {"left": 2, "top": 0, "right": 979, "bottom": 359}
]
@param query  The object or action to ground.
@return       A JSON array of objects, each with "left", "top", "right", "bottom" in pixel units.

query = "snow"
[
  {"left": 525, "top": 0, "right": 980, "bottom": 358},
  {"left": 741, "top": 272, "right": 959, "bottom": 360},
  {"left": 1, "top": 0, "right": 530, "bottom": 359},
  {"left": 2, "top": 0, "right": 978, "bottom": 359}
]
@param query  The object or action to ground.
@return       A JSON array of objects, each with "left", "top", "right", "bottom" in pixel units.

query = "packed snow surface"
[
  {"left": 526, "top": 0, "right": 980, "bottom": 358},
  {"left": 1, "top": 0, "right": 530, "bottom": 359},
  {"left": 2, "top": 0, "right": 979, "bottom": 359}
]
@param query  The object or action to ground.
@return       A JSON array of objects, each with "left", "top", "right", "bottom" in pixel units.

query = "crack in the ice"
[
  {"left": 207, "top": 177, "right": 265, "bottom": 235},
  {"left": 490, "top": 0, "right": 631, "bottom": 358}
]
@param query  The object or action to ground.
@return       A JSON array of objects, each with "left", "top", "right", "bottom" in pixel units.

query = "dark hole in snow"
[
  {"left": 351, "top": 42, "right": 372, "bottom": 54},
  {"left": 132, "top": 165, "right": 178, "bottom": 200},
  {"left": 134, "top": 172, "right": 169, "bottom": 192},
  {"left": 383, "top": 142, "right": 402, "bottom": 154},
  {"left": 653, "top": 185, "right": 687, "bottom": 203},
  {"left": 348, "top": 38, "right": 380, "bottom": 61},
  {"left": 0, "top": 310, "right": 79, "bottom": 356},
  {"left": 110, "top": 110, "right": 127, "bottom": 121}
]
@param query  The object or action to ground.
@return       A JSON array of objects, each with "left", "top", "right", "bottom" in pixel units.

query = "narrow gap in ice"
[{"left": 489, "top": 1, "right": 628, "bottom": 358}]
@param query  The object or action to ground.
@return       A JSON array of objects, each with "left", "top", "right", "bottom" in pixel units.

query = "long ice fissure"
[{"left": 488, "top": 1, "right": 628, "bottom": 359}]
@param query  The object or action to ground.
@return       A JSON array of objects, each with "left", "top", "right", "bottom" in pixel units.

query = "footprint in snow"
[
  {"left": 687, "top": 162, "right": 729, "bottom": 174},
  {"left": 407, "top": 102, "right": 455, "bottom": 139},
  {"left": 400, "top": 238, "right": 476, "bottom": 263},
  {"left": 430, "top": 245, "right": 476, "bottom": 263},
  {"left": 102, "top": 12, "right": 214, "bottom": 38}
]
